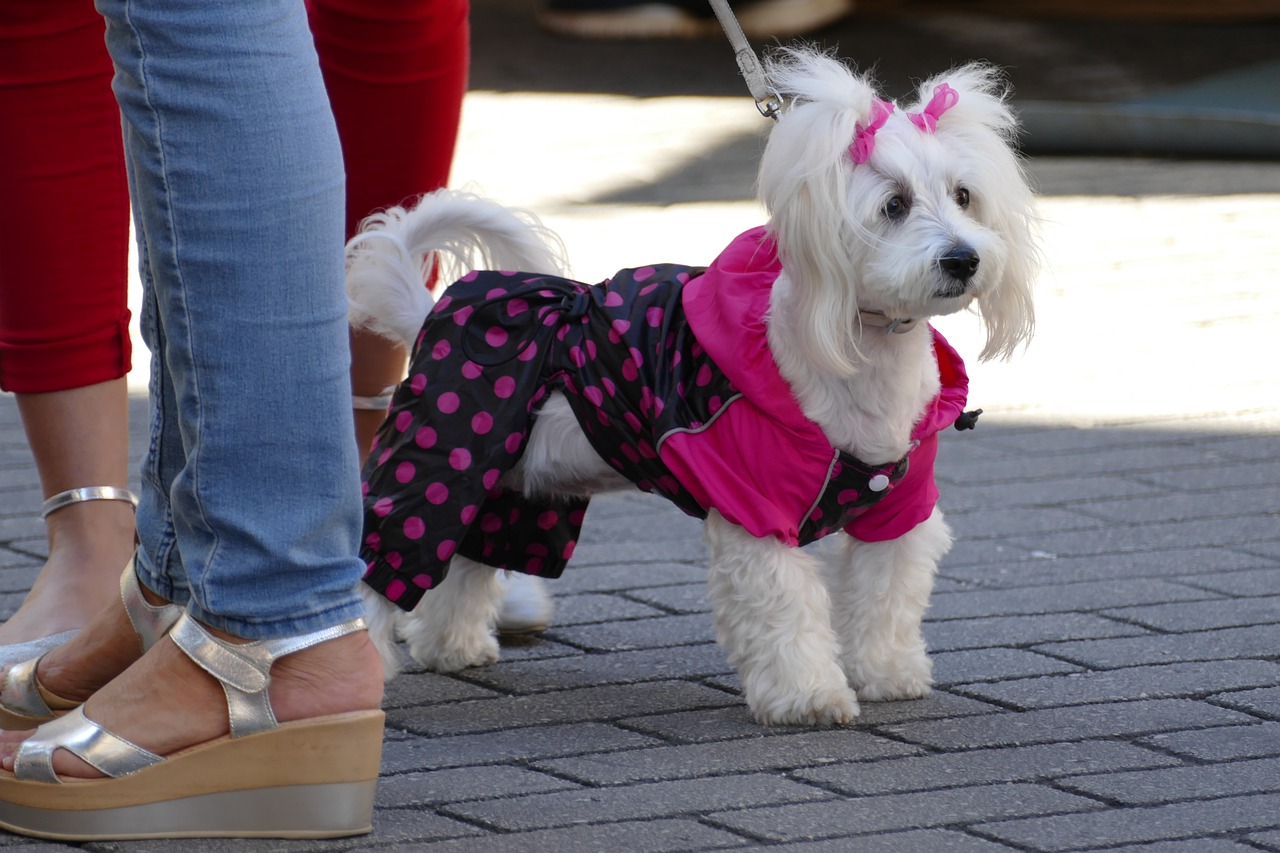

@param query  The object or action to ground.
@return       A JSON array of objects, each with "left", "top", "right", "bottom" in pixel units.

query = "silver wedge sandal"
[
  {"left": 0, "top": 613, "right": 384, "bottom": 840},
  {"left": 0, "top": 556, "right": 181, "bottom": 731}
]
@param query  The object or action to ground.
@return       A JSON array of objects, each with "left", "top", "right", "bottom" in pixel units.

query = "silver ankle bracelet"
[{"left": 40, "top": 486, "right": 140, "bottom": 519}]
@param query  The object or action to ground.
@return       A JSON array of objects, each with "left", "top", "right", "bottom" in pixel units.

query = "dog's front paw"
[
  {"left": 846, "top": 652, "right": 933, "bottom": 702},
  {"left": 402, "top": 622, "right": 500, "bottom": 673},
  {"left": 749, "top": 682, "right": 861, "bottom": 726}
]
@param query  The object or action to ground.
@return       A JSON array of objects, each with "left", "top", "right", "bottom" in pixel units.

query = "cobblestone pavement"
[{"left": 1, "top": 5, "right": 1278, "bottom": 852}]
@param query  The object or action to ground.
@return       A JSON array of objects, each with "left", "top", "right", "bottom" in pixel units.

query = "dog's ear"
[
  {"left": 757, "top": 47, "right": 883, "bottom": 375},
  {"left": 913, "top": 65, "right": 1038, "bottom": 360}
]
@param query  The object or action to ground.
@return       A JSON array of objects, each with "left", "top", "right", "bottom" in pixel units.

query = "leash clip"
[{"left": 713, "top": 0, "right": 780, "bottom": 121}]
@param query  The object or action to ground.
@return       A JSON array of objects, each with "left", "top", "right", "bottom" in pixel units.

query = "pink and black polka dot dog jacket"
[{"left": 361, "top": 227, "right": 970, "bottom": 611}]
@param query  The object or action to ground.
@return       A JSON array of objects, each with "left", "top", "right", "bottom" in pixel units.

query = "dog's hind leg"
[
  {"left": 704, "top": 511, "right": 860, "bottom": 726},
  {"left": 827, "top": 508, "right": 952, "bottom": 701},
  {"left": 399, "top": 555, "right": 504, "bottom": 672}
]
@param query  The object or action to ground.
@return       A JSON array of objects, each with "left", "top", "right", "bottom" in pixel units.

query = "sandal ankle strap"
[
  {"left": 169, "top": 613, "right": 368, "bottom": 739},
  {"left": 41, "top": 486, "right": 139, "bottom": 519},
  {"left": 351, "top": 384, "right": 397, "bottom": 412},
  {"left": 120, "top": 557, "right": 182, "bottom": 652}
]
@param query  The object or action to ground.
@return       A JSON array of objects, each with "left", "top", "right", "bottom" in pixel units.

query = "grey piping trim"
[
  {"left": 654, "top": 392, "right": 745, "bottom": 457},
  {"left": 802, "top": 450, "right": 842, "bottom": 528}
]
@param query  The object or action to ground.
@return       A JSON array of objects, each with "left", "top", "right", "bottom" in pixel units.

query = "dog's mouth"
[{"left": 933, "top": 280, "right": 971, "bottom": 299}]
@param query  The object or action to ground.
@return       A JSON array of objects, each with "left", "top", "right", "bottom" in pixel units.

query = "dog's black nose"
[{"left": 938, "top": 247, "right": 980, "bottom": 282}]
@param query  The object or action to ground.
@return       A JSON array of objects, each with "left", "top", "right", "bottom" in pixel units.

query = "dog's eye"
[
  {"left": 883, "top": 196, "right": 910, "bottom": 221},
  {"left": 954, "top": 187, "right": 970, "bottom": 209}
]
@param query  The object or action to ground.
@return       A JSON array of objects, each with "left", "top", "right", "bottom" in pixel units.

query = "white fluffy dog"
[{"left": 347, "top": 47, "right": 1038, "bottom": 726}]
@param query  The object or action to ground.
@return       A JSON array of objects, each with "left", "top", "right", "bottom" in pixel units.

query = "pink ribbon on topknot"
[
  {"left": 848, "top": 99, "right": 896, "bottom": 165},
  {"left": 908, "top": 83, "right": 959, "bottom": 133}
]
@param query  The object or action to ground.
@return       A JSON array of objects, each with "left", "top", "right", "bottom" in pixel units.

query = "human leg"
[
  {"left": 0, "top": 0, "right": 382, "bottom": 833},
  {"left": 308, "top": 0, "right": 471, "bottom": 460},
  {"left": 0, "top": 1, "right": 136, "bottom": 649}
]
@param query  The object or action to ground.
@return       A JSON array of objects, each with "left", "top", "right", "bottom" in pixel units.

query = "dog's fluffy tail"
[{"left": 345, "top": 189, "right": 569, "bottom": 348}]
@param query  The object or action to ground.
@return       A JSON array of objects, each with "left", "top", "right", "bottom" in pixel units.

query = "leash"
[{"left": 706, "top": 0, "right": 780, "bottom": 119}]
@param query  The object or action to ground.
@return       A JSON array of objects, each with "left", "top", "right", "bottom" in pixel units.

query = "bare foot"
[
  {"left": 0, "top": 499, "right": 136, "bottom": 647},
  {"left": 0, "top": 625, "right": 384, "bottom": 779}
]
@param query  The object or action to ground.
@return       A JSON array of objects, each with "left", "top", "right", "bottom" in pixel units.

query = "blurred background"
[
  {"left": 122, "top": 2, "right": 1279, "bottom": 432},
  {"left": 432, "top": 1, "right": 1280, "bottom": 431}
]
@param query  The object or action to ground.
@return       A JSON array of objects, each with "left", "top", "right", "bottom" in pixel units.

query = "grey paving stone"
[
  {"left": 974, "top": 793, "right": 1280, "bottom": 851},
  {"left": 1198, "top": 434, "right": 1280, "bottom": 463},
  {"left": 1244, "top": 542, "right": 1280, "bottom": 561},
  {"left": 544, "top": 612, "right": 716, "bottom": 651},
  {"left": 618, "top": 705, "right": 775, "bottom": 744},
  {"left": 375, "top": 766, "right": 578, "bottom": 808},
  {"left": 881, "top": 700, "right": 1257, "bottom": 750},
  {"left": 929, "top": 580, "right": 1215, "bottom": 620},
  {"left": 954, "top": 660, "right": 1280, "bottom": 710},
  {"left": 944, "top": 506, "right": 1109, "bottom": 539},
  {"left": 931, "top": 648, "right": 1084, "bottom": 686},
  {"left": 441, "top": 773, "right": 831, "bottom": 831},
  {"left": 704, "top": 783, "right": 1099, "bottom": 842},
  {"left": 1139, "top": 722, "right": 1280, "bottom": 761},
  {"left": 1036, "top": 624, "right": 1280, "bottom": 669},
  {"left": 1248, "top": 830, "right": 1280, "bottom": 851},
  {"left": 534, "top": 729, "right": 921, "bottom": 784},
  {"left": 768, "top": 828, "right": 1023, "bottom": 852},
  {"left": 924, "top": 613, "right": 1150, "bottom": 652},
  {"left": 488, "top": 634, "right": 583, "bottom": 663},
  {"left": 1096, "top": 841, "right": 1265, "bottom": 853},
  {"left": 1102, "top": 595, "right": 1280, "bottom": 632},
  {"left": 277, "top": 807, "right": 488, "bottom": 849},
  {"left": 938, "top": 473, "right": 1164, "bottom": 513},
  {"left": 623, "top": 692, "right": 1003, "bottom": 744},
  {"left": 381, "top": 670, "right": 501, "bottom": 709},
  {"left": 1189, "top": 567, "right": 1280, "bottom": 597},
  {"left": 1059, "top": 756, "right": 1280, "bottom": 805},
  {"left": 942, "top": 548, "right": 1274, "bottom": 588},
  {"left": 1070, "top": 485, "right": 1280, "bottom": 524},
  {"left": 1211, "top": 686, "right": 1280, "bottom": 719},
  {"left": 1004, "top": 515, "right": 1279, "bottom": 558},
  {"left": 456, "top": 643, "right": 731, "bottom": 693},
  {"left": 552, "top": 560, "right": 707, "bottom": 593},
  {"left": 346, "top": 818, "right": 749, "bottom": 853},
  {"left": 852, "top": 692, "right": 1008, "bottom": 726},
  {"left": 939, "top": 538, "right": 1043, "bottom": 569},
  {"left": 551, "top": 592, "right": 669, "bottom": 624},
  {"left": 794, "top": 741, "right": 1180, "bottom": 796},
  {"left": 626, "top": 582, "right": 710, "bottom": 613},
  {"left": 959, "top": 426, "right": 1187, "bottom": 456},
  {"left": 387, "top": 681, "right": 741, "bottom": 736},
  {"left": 567, "top": 539, "right": 707, "bottom": 570},
  {"left": 380, "top": 724, "right": 663, "bottom": 773},
  {"left": 1137, "top": 458, "right": 1280, "bottom": 491},
  {"left": 936, "top": 443, "right": 1227, "bottom": 485},
  {"left": 933, "top": 577, "right": 970, "bottom": 593}
]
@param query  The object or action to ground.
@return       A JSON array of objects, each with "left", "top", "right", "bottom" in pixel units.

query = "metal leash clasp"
[{"left": 713, "top": 0, "right": 781, "bottom": 121}]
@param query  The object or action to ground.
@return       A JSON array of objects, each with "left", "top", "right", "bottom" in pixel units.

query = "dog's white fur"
[{"left": 347, "top": 47, "right": 1038, "bottom": 725}]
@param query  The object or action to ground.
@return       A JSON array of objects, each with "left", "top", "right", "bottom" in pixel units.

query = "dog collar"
[{"left": 858, "top": 310, "right": 918, "bottom": 334}]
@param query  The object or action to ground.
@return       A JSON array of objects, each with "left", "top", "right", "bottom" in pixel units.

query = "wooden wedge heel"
[{"left": 0, "top": 614, "right": 384, "bottom": 840}]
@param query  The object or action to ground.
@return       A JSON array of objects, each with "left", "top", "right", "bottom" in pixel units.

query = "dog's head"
[{"left": 758, "top": 47, "right": 1038, "bottom": 375}]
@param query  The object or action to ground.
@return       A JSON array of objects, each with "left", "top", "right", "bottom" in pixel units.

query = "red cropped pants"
[{"left": 0, "top": 0, "right": 468, "bottom": 394}]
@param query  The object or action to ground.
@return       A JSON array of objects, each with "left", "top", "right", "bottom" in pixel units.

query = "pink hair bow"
[
  {"left": 908, "top": 83, "right": 959, "bottom": 133},
  {"left": 848, "top": 98, "right": 895, "bottom": 165}
]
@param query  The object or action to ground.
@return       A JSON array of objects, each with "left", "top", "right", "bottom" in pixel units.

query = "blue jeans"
[{"left": 100, "top": 0, "right": 367, "bottom": 638}]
